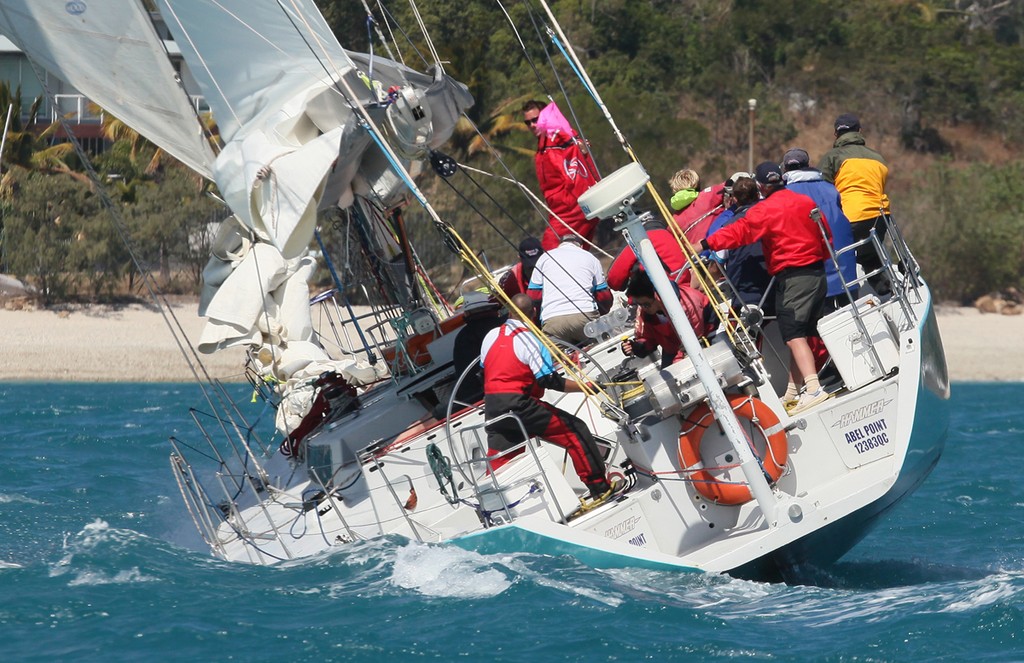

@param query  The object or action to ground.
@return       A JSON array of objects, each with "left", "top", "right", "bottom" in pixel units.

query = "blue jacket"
[
  {"left": 714, "top": 202, "right": 772, "bottom": 311},
  {"left": 784, "top": 168, "right": 857, "bottom": 297}
]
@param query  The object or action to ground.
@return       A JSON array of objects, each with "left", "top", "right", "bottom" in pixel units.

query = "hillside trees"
[
  {"left": 314, "top": 0, "right": 1024, "bottom": 301},
  {"left": 5, "top": 1, "right": 1024, "bottom": 302}
]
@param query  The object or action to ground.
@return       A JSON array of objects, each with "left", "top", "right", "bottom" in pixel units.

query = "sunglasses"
[{"left": 524, "top": 117, "right": 538, "bottom": 127}]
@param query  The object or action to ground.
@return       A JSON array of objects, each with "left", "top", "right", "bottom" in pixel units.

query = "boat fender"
[{"left": 677, "top": 394, "right": 788, "bottom": 505}]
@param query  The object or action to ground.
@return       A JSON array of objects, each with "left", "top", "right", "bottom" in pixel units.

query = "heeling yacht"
[
  {"left": 192, "top": 162, "right": 949, "bottom": 582},
  {"left": 0, "top": 0, "right": 949, "bottom": 581}
]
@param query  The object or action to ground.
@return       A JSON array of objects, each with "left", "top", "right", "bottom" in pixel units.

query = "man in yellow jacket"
[{"left": 820, "top": 113, "right": 892, "bottom": 296}]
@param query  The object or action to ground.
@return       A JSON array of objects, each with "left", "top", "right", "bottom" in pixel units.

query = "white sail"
[
  {"left": 156, "top": 0, "right": 472, "bottom": 255},
  {"left": 158, "top": 0, "right": 471, "bottom": 386},
  {"left": 0, "top": 0, "right": 217, "bottom": 179}
]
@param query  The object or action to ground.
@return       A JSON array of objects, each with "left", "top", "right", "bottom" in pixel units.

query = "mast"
[{"left": 619, "top": 212, "right": 778, "bottom": 524}]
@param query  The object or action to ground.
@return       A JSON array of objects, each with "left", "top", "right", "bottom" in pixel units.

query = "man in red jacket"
[
  {"left": 620, "top": 272, "right": 715, "bottom": 368},
  {"left": 698, "top": 162, "right": 833, "bottom": 415},
  {"left": 523, "top": 100, "right": 601, "bottom": 250},
  {"left": 606, "top": 219, "right": 687, "bottom": 292}
]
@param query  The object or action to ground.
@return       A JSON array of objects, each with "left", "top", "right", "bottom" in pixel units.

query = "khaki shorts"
[{"left": 542, "top": 311, "right": 598, "bottom": 346}]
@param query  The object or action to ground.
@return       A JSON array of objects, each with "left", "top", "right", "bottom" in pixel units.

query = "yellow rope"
[
  {"left": 438, "top": 221, "right": 619, "bottom": 411},
  {"left": 619, "top": 145, "right": 749, "bottom": 348}
]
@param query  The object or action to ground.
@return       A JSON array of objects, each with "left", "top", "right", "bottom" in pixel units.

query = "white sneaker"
[{"left": 788, "top": 388, "right": 829, "bottom": 415}]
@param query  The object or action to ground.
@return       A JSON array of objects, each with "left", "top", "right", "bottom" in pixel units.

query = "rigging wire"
[
  {"left": 436, "top": 166, "right": 617, "bottom": 320},
  {"left": 404, "top": 0, "right": 445, "bottom": 74},
  {"left": 375, "top": 0, "right": 409, "bottom": 68},
  {"left": 494, "top": 0, "right": 552, "bottom": 99},
  {"left": 532, "top": 0, "right": 750, "bottom": 348},
  {"left": 23, "top": 55, "right": 272, "bottom": 491},
  {"left": 374, "top": 2, "right": 431, "bottom": 69}
]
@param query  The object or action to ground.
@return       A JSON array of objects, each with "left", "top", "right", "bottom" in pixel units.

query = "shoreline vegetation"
[{"left": 0, "top": 300, "right": 1020, "bottom": 383}]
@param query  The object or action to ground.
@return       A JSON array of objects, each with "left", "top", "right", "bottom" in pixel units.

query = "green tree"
[
  {"left": 2, "top": 170, "right": 99, "bottom": 303},
  {"left": 0, "top": 81, "right": 76, "bottom": 174}
]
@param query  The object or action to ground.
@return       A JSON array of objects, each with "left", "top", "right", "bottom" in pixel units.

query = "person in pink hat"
[{"left": 522, "top": 99, "right": 601, "bottom": 250}]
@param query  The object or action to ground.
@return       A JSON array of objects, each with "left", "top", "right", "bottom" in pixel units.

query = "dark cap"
[
  {"left": 754, "top": 161, "right": 784, "bottom": 186},
  {"left": 834, "top": 113, "right": 860, "bottom": 135},
  {"left": 518, "top": 236, "right": 543, "bottom": 265},
  {"left": 781, "top": 148, "right": 810, "bottom": 171}
]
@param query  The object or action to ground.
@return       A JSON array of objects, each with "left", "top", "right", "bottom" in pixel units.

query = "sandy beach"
[{"left": 0, "top": 300, "right": 1019, "bottom": 382}]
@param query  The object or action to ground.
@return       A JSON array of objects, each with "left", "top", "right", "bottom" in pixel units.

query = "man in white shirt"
[{"left": 527, "top": 236, "right": 612, "bottom": 345}]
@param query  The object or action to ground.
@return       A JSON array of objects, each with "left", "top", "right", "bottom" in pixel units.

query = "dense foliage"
[
  {"left": 0, "top": 79, "right": 227, "bottom": 303},
  {"left": 4, "top": 1, "right": 1024, "bottom": 303},
  {"left": 320, "top": 0, "right": 1024, "bottom": 302}
]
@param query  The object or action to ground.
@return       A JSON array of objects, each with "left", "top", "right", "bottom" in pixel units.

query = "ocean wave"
[
  {"left": 941, "top": 571, "right": 1024, "bottom": 612},
  {"left": 50, "top": 519, "right": 157, "bottom": 577},
  {"left": 0, "top": 493, "right": 43, "bottom": 505},
  {"left": 388, "top": 541, "right": 512, "bottom": 598},
  {"left": 67, "top": 566, "right": 158, "bottom": 586}
]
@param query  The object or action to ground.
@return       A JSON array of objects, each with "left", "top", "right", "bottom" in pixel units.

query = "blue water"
[{"left": 0, "top": 382, "right": 1021, "bottom": 662}]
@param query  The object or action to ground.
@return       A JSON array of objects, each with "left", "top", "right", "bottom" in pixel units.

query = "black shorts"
[{"left": 775, "top": 263, "right": 826, "bottom": 342}]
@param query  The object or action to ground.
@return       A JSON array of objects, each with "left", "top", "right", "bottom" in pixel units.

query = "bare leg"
[{"left": 786, "top": 337, "right": 817, "bottom": 386}]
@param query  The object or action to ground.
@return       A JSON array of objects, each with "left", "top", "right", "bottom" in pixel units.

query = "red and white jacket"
[
  {"left": 481, "top": 320, "right": 554, "bottom": 397},
  {"left": 535, "top": 130, "right": 600, "bottom": 250}
]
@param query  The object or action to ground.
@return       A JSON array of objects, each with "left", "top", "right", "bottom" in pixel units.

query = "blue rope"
[
  {"left": 547, "top": 30, "right": 600, "bottom": 107},
  {"left": 478, "top": 483, "right": 542, "bottom": 522}
]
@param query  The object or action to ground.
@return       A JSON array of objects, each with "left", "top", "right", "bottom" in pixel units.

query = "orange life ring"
[{"left": 677, "top": 394, "right": 788, "bottom": 505}]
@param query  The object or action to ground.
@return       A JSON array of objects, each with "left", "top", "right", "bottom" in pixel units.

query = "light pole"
[{"left": 747, "top": 98, "right": 757, "bottom": 174}]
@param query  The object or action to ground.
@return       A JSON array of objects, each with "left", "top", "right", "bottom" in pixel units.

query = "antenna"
[{"left": 577, "top": 162, "right": 650, "bottom": 221}]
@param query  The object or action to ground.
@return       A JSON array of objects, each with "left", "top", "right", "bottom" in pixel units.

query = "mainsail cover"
[{"left": 0, "top": 0, "right": 217, "bottom": 179}]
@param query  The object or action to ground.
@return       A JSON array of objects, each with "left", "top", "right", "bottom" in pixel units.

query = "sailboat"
[{"left": 0, "top": 0, "right": 949, "bottom": 581}]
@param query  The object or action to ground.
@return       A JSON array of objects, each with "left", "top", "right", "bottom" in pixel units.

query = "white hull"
[{"left": 183, "top": 282, "right": 949, "bottom": 580}]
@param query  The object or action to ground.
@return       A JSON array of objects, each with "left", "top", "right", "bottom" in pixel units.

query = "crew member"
[
  {"left": 498, "top": 236, "right": 544, "bottom": 299},
  {"left": 620, "top": 272, "right": 715, "bottom": 368},
  {"left": 481, "top": 293, "right": 613, "bottom": 499},
  {"left": 523, "top": 99, "right": 601, "bottom": 250}
]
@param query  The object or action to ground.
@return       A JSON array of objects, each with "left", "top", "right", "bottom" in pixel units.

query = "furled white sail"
[
  {"left": 0, "top": 0, "right": 217, "bottom": 179},
  {"left": 159, "top": 0, "right": 472, "bottom": 396}
]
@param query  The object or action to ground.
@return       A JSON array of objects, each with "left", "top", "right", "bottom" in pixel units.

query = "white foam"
[
  {"left": 493, "top": 556, "right": 625, "bottom": 607},
  {"left": 0, "top": 560, "right": 24, "bottom": 570},
  {"left": 942, "top": 574, "right": 1018, "bottom": 612},
  {"left": 0, "top": 493, "right": 42, "bottom": 505},
  {"left": 389, "top": 542, "right": 511, "bottom": 598},
  {"left": 50, "top": 520, "right": 151, "bottom": 577},
  {"left": 68, "top": 567, "right": 157, "bottom": 587}
]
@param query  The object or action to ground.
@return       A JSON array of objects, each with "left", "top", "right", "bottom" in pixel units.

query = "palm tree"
[{"left": 0, "top": 81, "right": 75, "bottom": 174}]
